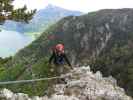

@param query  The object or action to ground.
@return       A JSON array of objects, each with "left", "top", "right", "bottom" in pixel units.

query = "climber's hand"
[
  {"left": 70, "top": 65, "right": 73, "bottom": 70},
  {"left": 50, "top": 68, "right": 54, "bottom": 72}
]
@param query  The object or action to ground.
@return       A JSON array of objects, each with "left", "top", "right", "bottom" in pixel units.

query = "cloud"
[
  {"left": 48, "top": 0, "right": 133, "bottom": 12},
  {"left": 13, "top": 0, "right": 133, "bottom": 13},
  {"left": 13, "top": 0, "right": 48, "bottom": 10}
]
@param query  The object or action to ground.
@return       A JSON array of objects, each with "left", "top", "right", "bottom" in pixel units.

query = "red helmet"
[{"left": 55, "top": 44, "right": 64, "bottom": 52}]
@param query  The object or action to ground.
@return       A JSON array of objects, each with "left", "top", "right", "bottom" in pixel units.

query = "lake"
[{"left": 0, "top": 30, "right": 33, "bottom": 58}]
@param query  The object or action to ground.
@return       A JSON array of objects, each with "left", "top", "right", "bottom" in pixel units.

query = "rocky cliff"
[
  {"left": 0, "top": 66, "right": 132, "bottom": 100},
  {"left": 12, "top": 8, "right": 133, "bottom": 65}
]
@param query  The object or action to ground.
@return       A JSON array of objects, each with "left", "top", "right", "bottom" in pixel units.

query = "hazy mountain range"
[{"left": 1, "top": 4, "right": 82, "bottom": 33}]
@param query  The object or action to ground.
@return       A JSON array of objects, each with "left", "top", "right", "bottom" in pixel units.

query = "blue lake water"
[{"left": 0, "top": 30, "right": 33, "bottom": 58}]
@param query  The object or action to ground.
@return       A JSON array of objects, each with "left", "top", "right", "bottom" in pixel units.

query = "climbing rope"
[
  {"left": 0, "top": 74, "right": 71, "bottom": 85},
  {"left": 0, "top": 67, "right": 99, "bottom": 85}
]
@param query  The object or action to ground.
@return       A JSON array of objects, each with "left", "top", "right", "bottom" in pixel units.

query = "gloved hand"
[
  {"left": 50, "top": 68, "right": 54, "bottom": 72},
  {"left": 70, "top": 65, "right": 73, "bottom": 70}
]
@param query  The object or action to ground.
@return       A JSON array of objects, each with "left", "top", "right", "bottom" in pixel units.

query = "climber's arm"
[
  {"left": 49, "top": 52, "right": 55, "bottom": 64},
  {"left": 63, "top": 54, "right": 73, "bottom": 69}
]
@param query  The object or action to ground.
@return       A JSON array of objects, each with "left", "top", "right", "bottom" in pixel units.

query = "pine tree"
[{"left": 0, "top": 0, "right": 36, "bottom": 24}]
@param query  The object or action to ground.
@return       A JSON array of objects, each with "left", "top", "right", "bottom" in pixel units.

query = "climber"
[
  {"left": 48, "top": 43, "right": 73, "bottom": 84},
  {"left": 49, "top": 43, "right": 73, "bottom": 69}
]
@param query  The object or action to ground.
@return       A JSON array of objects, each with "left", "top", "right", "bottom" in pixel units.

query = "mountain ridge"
[{"left": 1, "top": 8, "right": 133, "bottom": 97}]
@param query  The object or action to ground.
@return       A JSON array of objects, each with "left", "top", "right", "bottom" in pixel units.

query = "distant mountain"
[{"left": 1, "top": 4, "right": 82, "bottom": 33}]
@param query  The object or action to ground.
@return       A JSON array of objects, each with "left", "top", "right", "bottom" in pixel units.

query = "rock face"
[
  {"left": 12, "top": 8, "right": 133, "bottom": 65},
  {"left": 0, "top": 66, "right": 132, "bottom": 100}
]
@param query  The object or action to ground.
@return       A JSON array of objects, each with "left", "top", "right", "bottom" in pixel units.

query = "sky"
[{"left": 13, "top": 0, "right": 133, "bottom": 13}]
